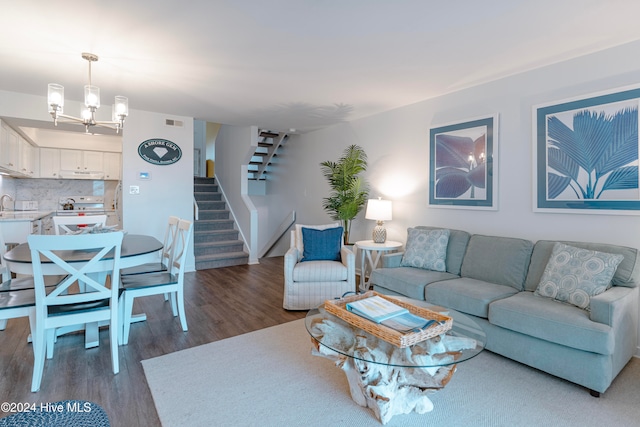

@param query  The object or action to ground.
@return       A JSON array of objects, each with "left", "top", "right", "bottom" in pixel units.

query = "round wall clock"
[{"left": 138, "top": 139, "right": 182, "bottom": 165}]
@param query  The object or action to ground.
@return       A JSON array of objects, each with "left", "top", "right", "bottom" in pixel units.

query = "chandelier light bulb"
[
  {"left": 47, "top": 83, "right": 64, "bottom": 113},
  {"left": 81, "top": 108, "right": 92, "bottom": 121},
  {"left": 84, "top": 85, "right": 100, "bottom": 108},
  {"left": 49, "top": 91, "right": 62, "bottom": 106},
  {"left": 114, "top": 96, "right": 128, "bottom": 116}
]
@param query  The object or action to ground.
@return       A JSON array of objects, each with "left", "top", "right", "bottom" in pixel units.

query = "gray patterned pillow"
[
  {"left": 534, "top": 243, "right": 623, "bottom": 310},
  {"left": 400, "top": 228, "right": 450, "bottom": 272}
]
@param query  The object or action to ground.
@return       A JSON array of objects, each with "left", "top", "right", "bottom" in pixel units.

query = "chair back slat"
[
  {"left": 52, "top": 215, "right": 108, "bottom": 235},
  {"left": 161, "top": 216, "right": 180, "bottom": 267},
  {"left": 28, "top": 233, "right": 124, "bottom": 309},
  {"left": 170, "top": 219, "right": 194, "bottom": 275}
]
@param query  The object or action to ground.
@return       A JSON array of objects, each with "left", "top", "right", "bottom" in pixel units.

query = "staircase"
[
  {"left": 248, "top": 130, "right": 288, "bottom": 181},
  {"left": 193, "top": 177, "right": 249, "bottom": 269}
]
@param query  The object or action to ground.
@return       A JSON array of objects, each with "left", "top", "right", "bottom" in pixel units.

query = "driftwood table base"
[{"left": 310, "top": 318, "right": 474, "bottom": 424}]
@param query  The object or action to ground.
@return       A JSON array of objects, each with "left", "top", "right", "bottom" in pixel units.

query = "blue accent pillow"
[{"left": 301, "top": 226, "right": 343, "bottom": 262}]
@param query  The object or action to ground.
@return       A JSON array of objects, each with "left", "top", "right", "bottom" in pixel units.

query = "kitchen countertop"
[{"left": 0, "top": 211, "right": 53, "bottom": 222}]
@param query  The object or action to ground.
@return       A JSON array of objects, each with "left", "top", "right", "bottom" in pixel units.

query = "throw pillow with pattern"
[
  {"left": 534, "top": 242, "right": 623, "bottom": 310},
  {"left": 400, "top": 228, "right": 450, "bottom": 272}
]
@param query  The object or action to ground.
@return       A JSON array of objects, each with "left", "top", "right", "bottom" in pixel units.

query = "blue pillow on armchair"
[{"left": 301, "top": 226, "right": 343, "bottom": 262}]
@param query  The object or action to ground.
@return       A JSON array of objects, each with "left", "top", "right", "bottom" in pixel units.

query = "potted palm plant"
[{"left": 320, "top": 144, "right": 369, "bottom": 245}]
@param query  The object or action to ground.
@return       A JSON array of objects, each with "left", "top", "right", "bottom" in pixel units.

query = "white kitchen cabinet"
[
  {"left": 59, "top": 149, "right": 82, "bottom": 171},
  {"left": 39, "top": 147, "right": 61, "bottom": 178},
  {"left": 0, "top": 221, "right": 33, "bottom": 244},
  {"left": 103, "top": 152, "right": 121, "bottom": 180},
  {"left": 83, "top": 150, "right": 104, "bottom": 171},
  {"left": 0, "top": 119, "right": 21, "bottom": 173},
  {"left": 60, "top": 149, "right": 104, "bottom": 172},
  {"left": 39, "top": 147, "right": 122, "bottom": 180},
  {"left": 2, "top": 120, "right": 124, "bottom": 180},
  {"left": 19, "top": 137, "right": 37, "bottom": 177}
]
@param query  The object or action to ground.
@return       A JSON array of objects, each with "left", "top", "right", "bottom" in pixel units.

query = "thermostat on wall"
[{"left": 139, "top": 172, "right": 151, "bottom": 180}]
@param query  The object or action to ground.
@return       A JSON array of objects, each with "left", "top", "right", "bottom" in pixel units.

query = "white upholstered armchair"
[{"left": 283, "top": 223, "right": 356, "bottom": 310}]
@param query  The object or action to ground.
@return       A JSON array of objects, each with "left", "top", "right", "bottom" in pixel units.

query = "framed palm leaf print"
[
  {"left": 429, "top": 115, "right": 498, "bottom": 210},
  {"left": 534, "top": 86, "right": 640, "bottom": 213}
]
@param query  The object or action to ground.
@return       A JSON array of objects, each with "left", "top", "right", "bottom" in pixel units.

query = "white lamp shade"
[
  {"left": 84, "top": 85, "right": 100, "bottom": 108},
  {"left": 365, "top": 198, "right": 392, "bottom": 221},
  {"left": 47, "top": 83, "right": 64, "bottom": 113},
  {"left": 113, "top": 96, "right": 129, "bottom": 119}
]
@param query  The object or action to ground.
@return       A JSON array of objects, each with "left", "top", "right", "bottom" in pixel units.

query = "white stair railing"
[{"left": 193, "top": 197, "right": 199, "bottom": 221}]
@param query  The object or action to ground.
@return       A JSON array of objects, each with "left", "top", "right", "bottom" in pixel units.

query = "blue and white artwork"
[
  {"left": 429, "top": 115, "right": 498, "bottom": 210},
  {"left": 535, "top": 87, "right": 640, "bottom": 213}
]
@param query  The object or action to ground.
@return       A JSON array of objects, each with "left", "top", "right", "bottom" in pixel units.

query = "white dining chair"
[
  {"left": 119, "top": 219, "right": 193, "bottom": 345},
  {"left": 0, "top": 232, "right": 64, "bottom": 332},
  {"left": 52, "top": 214, "right": 108, "bottom": 235},
  {"left": 28, "top": 231, "right": 124, "bottom": 392},
  {"left": 1, "top": 275, "right": 66, "bottom": 332},
  {"left": 121, "top": 215, "right": 180, "bottom": 276}
]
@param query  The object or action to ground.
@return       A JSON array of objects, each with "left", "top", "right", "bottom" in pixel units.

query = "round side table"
[{"left": 355, "top": 240, "right": 403, "bottom": 292}]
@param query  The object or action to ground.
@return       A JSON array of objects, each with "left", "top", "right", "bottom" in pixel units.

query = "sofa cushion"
[
  {"left": 413, "top": 226, "right": 470, "bottom": 275},
  {"left": 301, "top": 226, "right": 343, "bottom": 262},
  {"left": 460, "top": 235, "right": 533, "bottom": 291},
  {"left": 534, "top": 243, "right": 623, "bottom": 310},
  {"left": 425, "top": 277, "right": 519, "bottom": 318},
  {"left": 400, "top": 228, "right": 450, "bottom": 271},
  {"left": 292, "top": 260, "right": 347, "bottom": 282},
  {"left": 525, "top": 240, "right": 640, "bottom": 292},
  {"left": 370, "top": 267, "right": 458, "bottom": 300},
  {"left": 489, "top": 292, "right": 613, "bottom": 355}
]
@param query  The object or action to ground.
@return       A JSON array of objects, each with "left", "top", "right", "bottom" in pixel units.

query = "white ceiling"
[{"left": 2, "top": 1, "right": 640, "bottom": 134}]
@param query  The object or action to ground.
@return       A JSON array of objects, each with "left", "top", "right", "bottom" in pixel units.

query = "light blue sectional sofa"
[{"left": 370, "top": 226, "right": 640, "bottom": 396}]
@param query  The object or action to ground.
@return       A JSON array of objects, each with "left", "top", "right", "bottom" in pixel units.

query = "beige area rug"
[{"left": 142, "top": 319, "right": 640, "bottom": 426}]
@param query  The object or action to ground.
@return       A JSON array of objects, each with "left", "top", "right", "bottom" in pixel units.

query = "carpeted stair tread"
[
  {"left": 194, "top": 176, "right": 248, "bottom": 269},
  {"left": 194, "top": 239, "right": 244, "bottom": 247},
  {"left": 195, "top": 251, "right": 248, "bottom": 261}
]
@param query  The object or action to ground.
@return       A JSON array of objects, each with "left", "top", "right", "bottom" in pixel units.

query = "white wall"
[
  {"left": 121, "top": 109, "right": 195, "bottom": 270},
  {"left": 268, "top": 40, "right": 640, "bottom": 252},
  {"left": 262, "top": 40, "right": 640, "bottom": 354},
  {"left": 193, "top": 120, "right": 206, "bottom": 177},
  {"left": 215, "top": 124, "right": 258, "bottom": 263}
]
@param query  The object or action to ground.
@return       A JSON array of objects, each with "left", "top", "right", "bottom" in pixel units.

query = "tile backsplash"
[{"left": 1, "top": 176, "right": 119, "bottom": 211}]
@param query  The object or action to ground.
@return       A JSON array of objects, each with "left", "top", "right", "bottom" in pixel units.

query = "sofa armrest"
[
  {"left": 340, "top": 246, "right": 355, "bottom": 267},
  {"left": 341, "top": 246, "right": 356, "bottom": 289},
  {"left": 284, "top": 247, "right": 299, "bottom": 283},
  {"left": 381, "top": 252, "right": 404, "bottom": 268},
  {"left": 590, "top": 286, "right": 638, "bottom": 327},
  {"left": 590, "top": 286, "right": 639, "bottom": 371}
]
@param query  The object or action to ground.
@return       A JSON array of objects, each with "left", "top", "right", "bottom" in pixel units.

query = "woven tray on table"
[{"left": 323, "top": 291, "right": 452, "bottom": 348}]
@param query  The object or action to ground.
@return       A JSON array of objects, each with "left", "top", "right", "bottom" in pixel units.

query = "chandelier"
[{"left": 47, "top": 52, "right": 128, "bottom": 134}]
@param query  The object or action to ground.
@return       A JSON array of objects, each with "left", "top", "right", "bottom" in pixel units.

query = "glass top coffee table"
[{"left": 305, "top": 297, "right": 486, "bottom": 424}]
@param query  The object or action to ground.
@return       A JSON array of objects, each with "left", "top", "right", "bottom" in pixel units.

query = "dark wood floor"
[{"left": 0, "top": 256, "right": 305, "bottom": 427}]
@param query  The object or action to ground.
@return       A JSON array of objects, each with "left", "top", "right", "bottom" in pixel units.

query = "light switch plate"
[{"left": 129, "top": 185, "right": 140, "bottom": 195}]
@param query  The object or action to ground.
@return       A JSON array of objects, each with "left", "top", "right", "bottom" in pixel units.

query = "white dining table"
[{"left": 3, "top": 234, "right": 163, "bottom": 348}]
